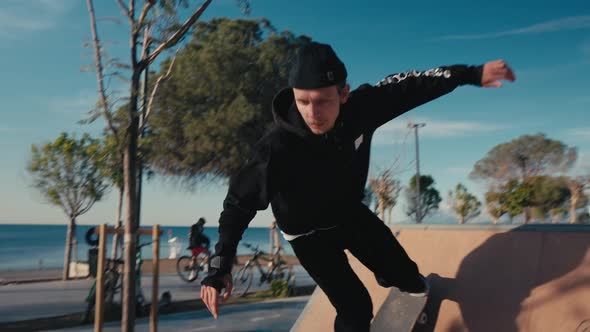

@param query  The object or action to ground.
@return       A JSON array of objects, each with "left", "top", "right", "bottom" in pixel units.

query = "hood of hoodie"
[{"left": 271, "top": 87, "right": 345, "bottom": 143}]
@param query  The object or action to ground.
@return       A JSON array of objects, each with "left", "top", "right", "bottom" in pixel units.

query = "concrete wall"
[{"left": 291, "top": 224, "right": 590, "bottom": 332}]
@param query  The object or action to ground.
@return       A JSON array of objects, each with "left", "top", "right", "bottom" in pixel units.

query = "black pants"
[{"left": 289, "top": 204, "right": 421, "bottom": 332}]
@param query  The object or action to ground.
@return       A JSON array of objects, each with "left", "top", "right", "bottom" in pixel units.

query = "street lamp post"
[{"left": 408, "top": 122, "right": 426, "bottom": 223}]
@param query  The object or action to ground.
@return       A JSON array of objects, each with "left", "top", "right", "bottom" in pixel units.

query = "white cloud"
[
  {"left": 569, "top": 150, "right": 590, "bottom": 177},
  {"left": 0, "top": 10, "right": 53, "bottom": 32},
  {"left": 373, "top": 117, "right": 509, "bottom": 145},
  {"left": 0, "top": 0, "right": 75, "bottom": 39},
  {"left": 0, "top": 127, "right": 32, "bottom": 133},
  {"left": 567, "top": 128, "right": 590, "bottom": 141},
  {"left": 37, "top": 0, "right": 74, "bottom": 14},
  {"left": 47, "top": 90, "right": 97, "bottom": 114},
  {"left": 435, "top": 15, "right": 590, "bottom": 41},
  {"left": 446, "top": 166, "right": 472, "bottom": 175}
]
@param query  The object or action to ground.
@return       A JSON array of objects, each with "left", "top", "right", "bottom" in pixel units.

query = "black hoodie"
[{"left": 203, "top": 64, "right": 483, "bottom": 288}]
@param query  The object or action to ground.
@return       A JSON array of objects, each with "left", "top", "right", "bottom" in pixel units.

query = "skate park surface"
[{"left": 291, "top": 224, "right": 590, "bottom": 332}]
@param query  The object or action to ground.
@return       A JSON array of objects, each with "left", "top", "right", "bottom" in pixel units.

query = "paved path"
[
  {"left": 50, "top": 296, "right": 310, "bottom": 332},
  {"left": 0, "top": 267, "right": 314, "bottom": 323}
]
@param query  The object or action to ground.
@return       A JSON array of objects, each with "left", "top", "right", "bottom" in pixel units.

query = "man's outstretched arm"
[
  {"left": 200, "top": 138, "right": 276, "bottom": 318},
  {"left": 349, "top": 59, "right": 515, "bottom": 132}
]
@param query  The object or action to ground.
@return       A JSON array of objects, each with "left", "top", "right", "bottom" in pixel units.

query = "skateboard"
[{"left": 370, "top": 287, "right": 429, "bottom": 332}]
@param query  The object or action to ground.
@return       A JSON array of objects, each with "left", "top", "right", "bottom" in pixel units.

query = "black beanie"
[{"left": 288, "top": 42, "right": 347, "bottom": 89}]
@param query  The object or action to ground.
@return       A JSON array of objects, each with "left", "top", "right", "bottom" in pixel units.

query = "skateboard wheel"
[{"left": 417, "top": 312, "right": 428, "bottom": 325}]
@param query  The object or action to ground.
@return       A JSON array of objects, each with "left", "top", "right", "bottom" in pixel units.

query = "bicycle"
[
  {"left": 176, "top": 247, "right": 210, "bottom": 282},
  {"left": 82, "top": 229, "right": 152, "bottom": 323},
  {"left": 232, "top": 242, "right": 294, "bottom": 297}
]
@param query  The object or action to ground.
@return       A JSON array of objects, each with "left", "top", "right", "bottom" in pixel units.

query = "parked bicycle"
[
  {"left": 82, "top": 227, "right": 151, "bottom": 323},
  {"left": 176, "top": 248, "right": 210, "bottom": 282},
  {"left": 232, "top": 242, "right": 294, "bottom": 297}
]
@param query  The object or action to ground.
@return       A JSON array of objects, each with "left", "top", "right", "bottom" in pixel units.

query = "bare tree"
[
  {"left": 84, "top": 0, "right": 243, "bottom": 329},
  {"left": 369, "top": 169, "right": 401, "bottom": 223}
]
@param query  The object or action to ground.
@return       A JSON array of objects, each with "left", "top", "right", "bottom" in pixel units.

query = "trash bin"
[{"left": 88, "top": 248, "right": 98, "bottom": 278}]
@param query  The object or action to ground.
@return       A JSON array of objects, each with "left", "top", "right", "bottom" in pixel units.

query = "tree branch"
[
  {"left": 140, "top": 23, "right": 152, "bottom": 63},
  {"left": 144, "top": 0, "right": 212, "bottom": 66},
  {"left": 136, "top": 0, "right": 156, "bottom": 33},
  {"left": 140, "top": 50, "right": 178, "bottom": 132},
  {"left": 116, "top": 0, "right": 131, "bottom": 18},
  {"left": 86, "top": 0, "right": 120, "bottom": 144},
  {"left": 79, "top": 198, "right": 96, "bottom": 216}
]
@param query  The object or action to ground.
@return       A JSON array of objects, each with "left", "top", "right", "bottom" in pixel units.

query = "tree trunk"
[
  {"left": 524, "top": 208, "right": 531, "bottom": 224},
  {"left": 62, "top": 217, "right": 75, "bottom": 280},
  {"left": 135, "top": 51, "right": 149, "bottom": 231},
  {"left": 459, "top": 215, "right": 465, "bottom": 224},
  {"left": 492, "top": 216, "right": 499, "bottom": 224},
  {"left": 378, "top": 199, "right": 385, "bottom": 221},
  {"left": 269, "top": 223, "right": 274, "bottom": 256},
  {"left": 570, "top": 191, "right": 579, "bottom": 224},
  {"left": 122, "top": 70, "right": 141, "bottom": 332},
  {"left": 111, "top": 187, "right": 124, "bottom": 259},
  {"left": 388, "top": 208, "right": 392, "bottom": 225}
]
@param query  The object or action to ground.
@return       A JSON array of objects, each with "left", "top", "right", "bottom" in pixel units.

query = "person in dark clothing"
[
  {"left": 189, "top": 217, "right": 210, "bottom": 257},
  {"left": 201, "top": 42, "right": 515, "bottom": 331}
]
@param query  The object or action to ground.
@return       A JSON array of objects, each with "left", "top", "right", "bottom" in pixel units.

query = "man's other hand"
[{"left": 482, "top": 59, "right": 516, "bottom": 87}]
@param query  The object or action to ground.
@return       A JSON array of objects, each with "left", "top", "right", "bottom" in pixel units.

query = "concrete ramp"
[{"left": 290, "top": 224, "right": 590, "bottom": 332}]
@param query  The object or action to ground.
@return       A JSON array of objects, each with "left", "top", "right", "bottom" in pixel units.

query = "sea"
[{"left": 0, "top": 224, "right": 293, "bottom": 271}]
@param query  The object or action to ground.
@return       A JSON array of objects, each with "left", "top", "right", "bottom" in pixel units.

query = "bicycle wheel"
[
  {"left": 177, "top": 256, "right": 198, "bottom": 282},
  {"left": 232, "top": 265, "right": 253, "bottom": 297}
]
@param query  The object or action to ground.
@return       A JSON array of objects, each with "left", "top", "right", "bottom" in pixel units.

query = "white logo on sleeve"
[
  {"left": 376, "top": 67, "right": 452, "bottom": 86},
  {"left": 354, "top": 134, "right": 364, "bottom": 150}
]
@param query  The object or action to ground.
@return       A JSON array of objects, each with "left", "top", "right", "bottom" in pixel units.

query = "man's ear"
[{"left": 339, "top": 84, "right": 351, "bottom": 104}]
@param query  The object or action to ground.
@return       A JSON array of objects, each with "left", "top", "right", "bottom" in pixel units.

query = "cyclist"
[{"left": 188, "top": 218, "right": 210, "bottom": 279}]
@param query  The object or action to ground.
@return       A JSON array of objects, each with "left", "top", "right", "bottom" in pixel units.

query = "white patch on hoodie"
[{"left": 354, "top": 134, "right": 364, "bottom": 150}]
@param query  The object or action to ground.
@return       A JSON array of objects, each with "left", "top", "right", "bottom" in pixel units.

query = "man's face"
[{"left": 293, "top": 84, "right": 350, "bottom": 134}]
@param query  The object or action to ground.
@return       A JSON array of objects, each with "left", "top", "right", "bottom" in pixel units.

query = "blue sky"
[{"left": 1, "top": 0, "right": 589, "bottom": 226}]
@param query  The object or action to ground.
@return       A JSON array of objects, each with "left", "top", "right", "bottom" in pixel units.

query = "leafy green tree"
[
  {"left": 484, "top": 190, "right": 505, "bottom": 224},
  {"left": 28, "top": 133, "right": 108, "bottom": 280},
  {"left": 500, "top": 179, "right": 533, "bottom": 223},
  {"left": 405, "top": 175, "right": 442, "bottom": 223},
  {"left": 448, "top": 183, "right": 482, "bottom": 224},
  {"left": 471, "top": 133, "right": 577, "bottom": 222},
  {"left": 470, "top": 133, "right": 577, "bottom": 183},
  {"left": 528, "top": 176, "right": 570, "bottom": 222},
  {"left": 147, "top": 18, "right": 311, "bottom": 181}
]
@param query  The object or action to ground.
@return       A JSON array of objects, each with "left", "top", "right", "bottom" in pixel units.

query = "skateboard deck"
[{"left": 370, "top": 287, "right": 428, "bottom": 332}]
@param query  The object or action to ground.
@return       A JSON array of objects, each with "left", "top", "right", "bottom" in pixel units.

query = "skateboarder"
[{"left": 200, "top": 41, "right": 515, "bottom": 331}]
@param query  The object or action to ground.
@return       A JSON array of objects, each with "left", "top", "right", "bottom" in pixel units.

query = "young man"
[{"left": 201, "top": 42, "right": 515, "bottom": 331}]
